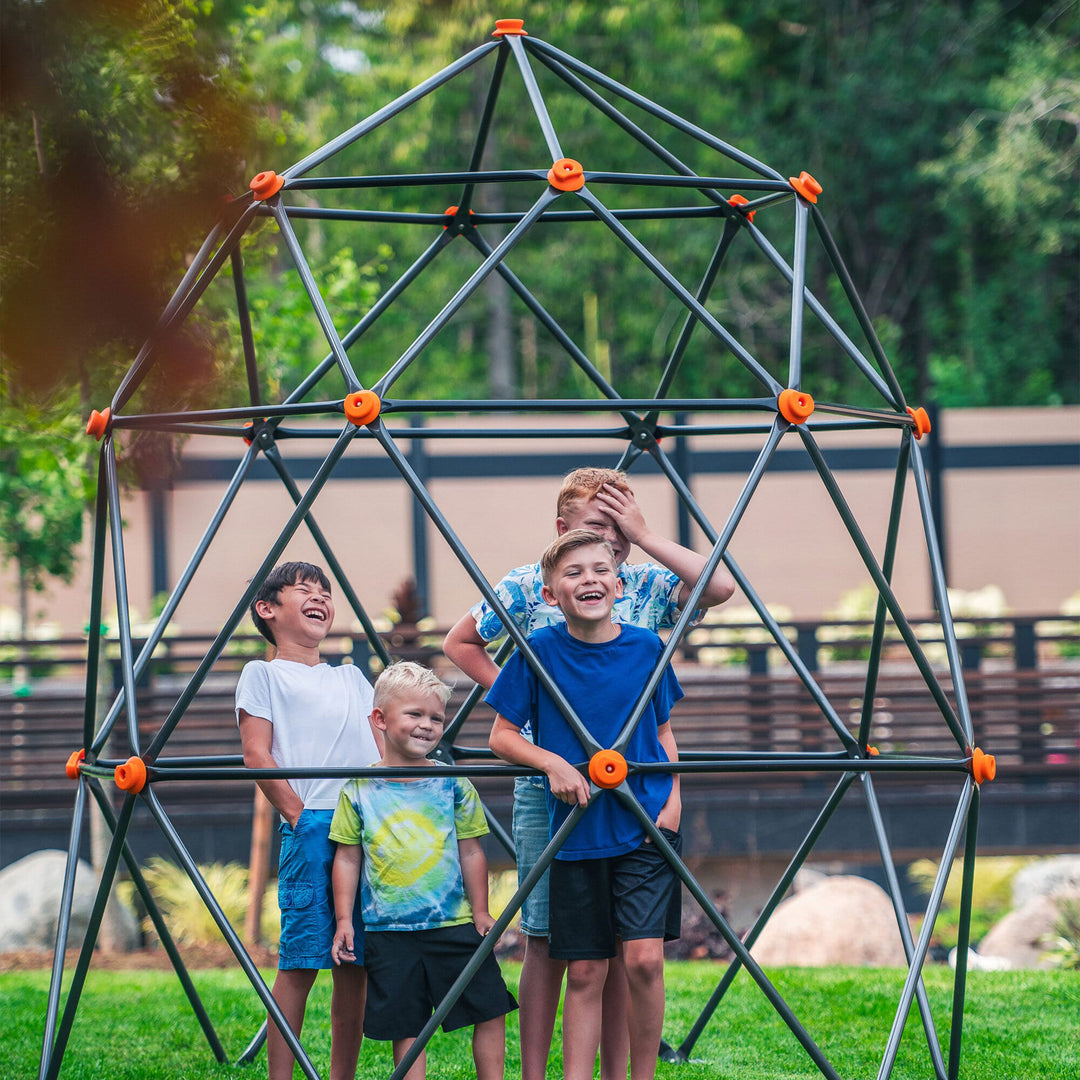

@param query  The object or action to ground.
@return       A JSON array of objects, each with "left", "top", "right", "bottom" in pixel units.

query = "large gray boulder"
[
  {"left": 1011, "top": 855, "right": 1080, "bottom": 908},
  {"left": 750, "top": 875, "right": 908, "bottom": 966},
  {"left": 0, "top": 850, "right": 139, "bottom": 952}
]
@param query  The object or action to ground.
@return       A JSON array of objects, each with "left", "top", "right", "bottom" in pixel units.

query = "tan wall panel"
[{"left": 2, "top": 407, "right": 1077, "bottom": 634}]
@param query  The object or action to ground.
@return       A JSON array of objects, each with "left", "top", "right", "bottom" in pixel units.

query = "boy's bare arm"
[
  {"left": 489, "top": 715, "right": 590, "bottom": 806},
  {"left": 238, "top": 711, "right": 305, "bottom": 827},
  {"left": 654, "top": 721, "right": 681, "bottom": 834},
  {"left": 443, "top": 613, "right": 501, "bottom": 689},
  {"left": 458, "top": 836, "right": 494, "bottom": 935},
  {"left": 594, "top": 483, "right": 736, "bottom": 608},
  {"left": 331, "top": 843, "right": 362, "bottom": 964}
]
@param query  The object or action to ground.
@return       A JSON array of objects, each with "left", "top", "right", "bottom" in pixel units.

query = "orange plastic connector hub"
[
  {"left": 249, "top": 171, "right": 285, "bottom": 200},
  {"left": 970, "top": 746, "right": 997, "bottom": 785},
  {"left": 493, "top": 19, "right": 526, "bottom": 36},
  {"left": 86, "top": 407, "right": 111, "bottom": 440},
  {"left": 115, "top": 756, "right": 148, "bottom": 793},
  {"left": 66, "top": 748, "right": 86, "bottom": 780},
  {"left": 548, "top": 158, "right": 585, "bottom": 192},
  {"left": 588, "top": 749, "right": 627, "bottom": 789},
  {"left": 443, "top": 206, "right": 475, "bottom": 229},
  {"left": 906, "top": 406, "right": 931, "bottom": 440},
  {"left": 789, "top": 171, "right": 823, "bottom": 204},
  {"left": 777, "top": 388, "right": 815, "bottom": 424},
  {"left": 727, "top": 194, "right": 756, "bottom": 223},
  {"left": 343, "top": 390, "right": 381, "bottom": 426}
]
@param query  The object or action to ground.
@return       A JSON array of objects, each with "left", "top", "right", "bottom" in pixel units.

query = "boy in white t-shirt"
[{"left": 236, "top": 561, "right": 380, "bottom": 1080}]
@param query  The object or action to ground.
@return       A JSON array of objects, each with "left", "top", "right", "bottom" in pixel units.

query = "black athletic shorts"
[
  {"left": 363, "top": 923, "right": 518, "bottom": 1039},
  {"left": 548, "top": 827, "right": 682, "bottom": 960}
]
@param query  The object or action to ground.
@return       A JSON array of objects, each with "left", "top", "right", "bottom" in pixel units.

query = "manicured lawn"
[{"left": 5, "top": 961, "right": 1078, "bottom": 1079}]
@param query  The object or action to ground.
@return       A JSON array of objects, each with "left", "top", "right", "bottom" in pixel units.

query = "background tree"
[
  {"left": 0, "top": 387, "right": 92, "bottom": 635},
  {"left": 2, "top": 1, "right": 1076, "bottom": 618}
]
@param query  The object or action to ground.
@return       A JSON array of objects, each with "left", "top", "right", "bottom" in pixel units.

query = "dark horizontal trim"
[
  {"left": 176, "top": 441, "right": 1079, "bottom": 484},
  {"left": 941, "top": 443, "right": 1080, "bottom": 469}
]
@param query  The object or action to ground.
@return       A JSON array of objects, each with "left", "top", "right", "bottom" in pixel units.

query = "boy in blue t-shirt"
[
  {"left": 486, "top": 530, "right": 684, "bottom": 1080},
  {"left": 330, "top": 662, "right": 516, "bottom": 1080}
]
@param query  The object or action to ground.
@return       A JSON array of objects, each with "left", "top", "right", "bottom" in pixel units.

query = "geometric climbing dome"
[{"left": 46, "top": 19, "right": 992, "bottom": 1080}]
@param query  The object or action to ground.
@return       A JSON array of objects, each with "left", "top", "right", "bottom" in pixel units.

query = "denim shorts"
[
  {"left": 512, "top": 775, "right": 551, "bottom": 937},
  {"left": 277, "top": 808, "right": 363, "bottom": 970}
]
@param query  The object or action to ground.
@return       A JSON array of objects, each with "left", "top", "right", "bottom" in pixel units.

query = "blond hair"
[
  {"left": 555, "top": 467, "right": 633, "bottom": 519},
  {"left": 373, "top": 661, "right": 452, "bottom": 710},
  {"left": 539, "top": 529, "right": 616, "bottom": 586}
]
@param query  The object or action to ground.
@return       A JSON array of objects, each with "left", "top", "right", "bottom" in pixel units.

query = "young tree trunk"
[
  {"left": 91, "top": 643, "right": 129, "bottom": 953},
  {"left": 245, "top": 789, "right": 274, "bottom": 945}
]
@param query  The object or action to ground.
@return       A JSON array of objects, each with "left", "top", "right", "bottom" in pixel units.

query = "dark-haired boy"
[
  {"left": 487, "top": 531, "right": 684, "bottom": 1080},
  {"left": 236, "top": 561, "right": 380, "bottom": 1080}
]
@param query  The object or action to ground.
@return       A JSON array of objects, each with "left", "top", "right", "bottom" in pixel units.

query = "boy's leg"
[
  {"left": 518, "top": 934, "right": 566, "bottom": 1080},
  {"left": 329, "top": 963, "right": 366, "bottom": 1080},
  {"left": 513, "top": 776, "right": 564, "bottom": 1080},
  {"left": 611, "top": 827, "right": 684, "bottom": 1080},
  {"left": 471, "top": 1016, "right": 507, "bottom": 1080},
  {"left": 599, "top": 943, "right": 631, "bottom": 1080},
  {"left": 267, "top": 968, "right": 318, "bottom": 1080},
  {"left": 549, "top": 855, "right": 618, "bottom": 1080},
  {"left": 563, "top": 958, "right": 608, "bottom": 1080},
  {"left": 622, "top": 937, "right": 666, "bottom": 1080},
  {"left": 391, "top": 1038, "right": 426, "bottom": 1080}
]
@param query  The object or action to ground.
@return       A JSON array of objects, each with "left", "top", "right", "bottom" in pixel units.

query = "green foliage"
[
  {"left": 1041, "top": 897, "right": 1080, "bottom": 970},
  {"left": 0, "top": 0, "right": 258, "bottom": 402},
  {"left": 3, "top": 0, "right": 1077, "bottom": 441},
  {"left": 908, "top": 855, "right": 1035, "bottom": 949},
  {"left": 0, "top": 384, "right": 94, "bottom": 631},
  {"left": 117, "top": 857, "right": 279, "bottom": 946}
]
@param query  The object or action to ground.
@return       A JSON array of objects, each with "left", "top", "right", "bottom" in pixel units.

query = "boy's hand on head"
[
  {"left": 546, "top": 757, "right": 591, "bottom": 806},
  {"left": 595, "top": 483, "right": 648, "bottom": 545},
  {"left": 331, "top": 925, "right": 355, "bottom": 966}
]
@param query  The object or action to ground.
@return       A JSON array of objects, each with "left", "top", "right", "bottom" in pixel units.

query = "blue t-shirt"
[
  {"left": 329, "top": 768, "right": 488, "bottom": 931},
  {"left": 485, "top": 622, "right": 683, "bottom": 861}
]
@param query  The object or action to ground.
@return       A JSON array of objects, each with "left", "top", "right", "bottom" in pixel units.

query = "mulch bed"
[{"left": 0, "top": 941, "right": 279, "bottom": 973}]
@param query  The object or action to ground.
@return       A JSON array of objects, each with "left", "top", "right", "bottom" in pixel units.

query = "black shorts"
[
  {"left": 363, "top": 924, "right": 518, "bottom": 1039},
  {"left": 548, "top": 828, "right": 682, "bottom": 961}
]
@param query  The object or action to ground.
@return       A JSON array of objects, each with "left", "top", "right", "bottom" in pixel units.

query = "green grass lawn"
[{"left": 5, "top": 962, "right": 1078, "bottom": 1079}]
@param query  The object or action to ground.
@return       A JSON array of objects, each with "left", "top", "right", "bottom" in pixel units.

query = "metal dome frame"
[{"left": 42, "top": 18, "right": 993, "bottom": 1080}]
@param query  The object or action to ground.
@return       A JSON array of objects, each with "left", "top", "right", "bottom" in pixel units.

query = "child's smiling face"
[
  {"left": 541, "top": 541, "right": 623, "bottom": 628},
  {"left": 374, "top": 690, "right": 447, "bottom": 765},
  {"left": 257, "top": 577, "right": 335, "bottom": 647}
]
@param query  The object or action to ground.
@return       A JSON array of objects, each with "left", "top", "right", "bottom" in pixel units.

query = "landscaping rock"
[
  {"left": 0, "top": 850, "right": 138, "bottom": 952},
  {"left": 978, "top": 888, "right": 1080, "bottom": 969},
  {"left": 749, "top": 875, "right": 908, "bottom": 966},
  {"left": 1011, "top": 855, "right": 1080, "bottom": 908}
]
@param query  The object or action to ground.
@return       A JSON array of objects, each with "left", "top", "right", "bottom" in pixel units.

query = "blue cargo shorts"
[
  {"left": 277, "top": 808, "right": 363, "bottom": 970},
  {"left": 512, "top": 775, "right": 551, "bottom": 937}
]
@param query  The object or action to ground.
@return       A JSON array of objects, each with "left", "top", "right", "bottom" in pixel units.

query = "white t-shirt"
[{"left": 235, "top": 658, "right": 378, "bottom": 811}]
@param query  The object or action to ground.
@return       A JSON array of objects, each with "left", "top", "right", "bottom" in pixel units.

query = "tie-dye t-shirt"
[{"left": 329, "top": 767, "right": 488, "bottom": 931}]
